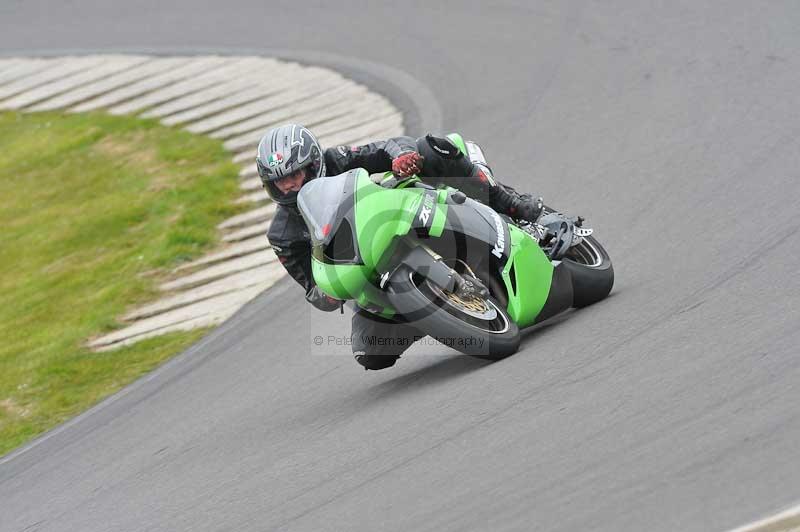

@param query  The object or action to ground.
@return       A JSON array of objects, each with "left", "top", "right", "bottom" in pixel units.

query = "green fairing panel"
[
  {"left": 355, "top": 284, "right": 397, "bottom": 319},
  {"left": 429, "top": 199, "right": 447, "bottom": 237},
  {"left": 312, "top": 170, "right": 424, "bottom": 301},
  {"left": 312, "top": 257, "right": 396, "bottom": 317},
  {"left": 354, "top": 171, "right": 423, "bottom": 268},
  {"left": 502, "top": 225, "right": 554, "bottom": 327},
  {"left": 311, "top": 258, "right": 369, "bottom": 301}
]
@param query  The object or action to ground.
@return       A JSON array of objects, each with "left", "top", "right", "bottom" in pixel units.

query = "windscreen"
[{"left": 296, "top": 171, "right": 355, "bottom": 244}]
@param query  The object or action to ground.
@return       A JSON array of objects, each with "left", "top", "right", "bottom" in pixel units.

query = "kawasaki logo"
[
  {"left": 490, "top": 211, "right": 505, "bottom": 258},
  {"left": 418, "top": 193, "right": 435, "bottom": 226}
]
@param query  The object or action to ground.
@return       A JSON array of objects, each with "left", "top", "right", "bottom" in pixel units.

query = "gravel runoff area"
[{"left": 0, "top": 54, "right": 403, "bottom": 351}]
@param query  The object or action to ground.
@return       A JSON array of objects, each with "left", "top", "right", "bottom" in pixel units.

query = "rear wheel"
[
  {"left": 560, "top": 234, "right": 614, "bottom": 307},
  {"left": 387, "top": 267, "right": 520, "bottom": 359}
]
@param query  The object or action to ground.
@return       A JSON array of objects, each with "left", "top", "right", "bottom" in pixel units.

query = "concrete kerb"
[
  {"left": 122, "top": 262, "right": 286, "bottom": 322},
  {"left": 1, "top": 55, "right": 151, "bottom": 110},
  {"left": 0, "top": 47, "right": 440, "bottom": 351},
  {"left": 30, "top": 57, "right": 191, "bottom": 112},
  {"left": 0, "top": 46, "right": 444, "bottom": 134},
  {"left": 0, "top": 47, "right": 437, "bottom": 468},
  {"left": 221, "top": 220, "right": 272, "bottom": 243}
]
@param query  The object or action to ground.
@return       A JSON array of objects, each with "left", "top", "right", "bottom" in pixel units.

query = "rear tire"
[
  {"left": 387, "top": 267, "right": 520, "bottom": 359},
  {"left": 560, "top": 235, "right": 614, "bottom": 308}
]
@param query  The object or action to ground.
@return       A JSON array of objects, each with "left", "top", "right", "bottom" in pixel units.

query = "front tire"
[
  {"left": 386, "top": 267, "right": 520, "bottom": 359},
  {"left": 560, "top": 234, "right": 614, "bottom": 307}
]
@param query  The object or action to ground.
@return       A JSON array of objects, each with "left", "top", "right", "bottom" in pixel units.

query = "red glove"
[{"left": 391, "top": 151, "right": 424, "bottom": 179}]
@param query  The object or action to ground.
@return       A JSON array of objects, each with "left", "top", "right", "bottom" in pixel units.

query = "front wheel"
[
  {"left": 386, "top": 267, "right": 520, "bottom": 359},
  {"left": 560, "top": 234, "right": 614, "bottom": 307}
]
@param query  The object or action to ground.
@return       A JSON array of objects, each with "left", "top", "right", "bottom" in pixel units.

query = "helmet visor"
[{"left": 263, "top": 168, "right": 309, "bottom": 205}]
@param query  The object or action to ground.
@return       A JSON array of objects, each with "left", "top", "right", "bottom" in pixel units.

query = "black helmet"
[{"left": 256, "top": 124, "right": 326, "bottom": 205}]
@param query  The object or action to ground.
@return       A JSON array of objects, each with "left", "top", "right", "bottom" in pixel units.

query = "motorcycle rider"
[{"left": 258, "top": 124, "right": 545, "bottom": 370}]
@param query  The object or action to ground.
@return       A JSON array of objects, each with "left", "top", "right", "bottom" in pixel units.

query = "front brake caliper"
[{"left": 452, "top": 271, "right": 489, "bottom": 299}]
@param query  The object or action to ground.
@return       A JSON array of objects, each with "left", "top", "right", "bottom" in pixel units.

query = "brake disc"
[{"left": 427, "top": 281, "right": 498, "bottom": 320}]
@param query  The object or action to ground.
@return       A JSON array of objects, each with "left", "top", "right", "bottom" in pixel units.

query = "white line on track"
[{"left": 729, "top": 503, "right": 800, "bottom": 532}]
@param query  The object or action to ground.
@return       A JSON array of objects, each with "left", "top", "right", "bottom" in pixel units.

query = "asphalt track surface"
[{"left": 2, "top": 2, "right": 800, "bottom": 531}]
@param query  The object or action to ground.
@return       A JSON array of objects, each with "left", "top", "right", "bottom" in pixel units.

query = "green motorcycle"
[{"left": 297, "top": 137, "right": 613, "bottom": 359}]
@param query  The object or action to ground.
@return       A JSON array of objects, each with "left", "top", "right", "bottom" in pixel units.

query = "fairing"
[{"left": 297, "top": 167, "right": 562, "bottom": 327}]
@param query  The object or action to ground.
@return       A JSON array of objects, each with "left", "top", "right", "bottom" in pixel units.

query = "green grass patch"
[{"left": 0, "top": 110, "right": 244, "bottom": 456}]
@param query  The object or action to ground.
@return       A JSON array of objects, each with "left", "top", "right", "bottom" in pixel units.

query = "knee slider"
[{"left": 354, "top": 351, "right": 400, "bottom": 371}]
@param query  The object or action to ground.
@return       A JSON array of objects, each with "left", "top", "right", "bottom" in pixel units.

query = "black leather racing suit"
[
  {"left": 267, "top": 134, "right": 532, "bottom": 368},
  {"left": 268, "top": 134, "right": 526, "bottom": 293},
  {"left": 267, "top": 136, "right": 416, "bottom": 294}
]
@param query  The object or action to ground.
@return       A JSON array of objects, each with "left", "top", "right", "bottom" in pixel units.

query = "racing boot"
[
  {"left": 538, "top": 212, "right": 591, "bottom": 260},
  {"left": 490, "top": 184, "right": 544, "bottom": 223}
]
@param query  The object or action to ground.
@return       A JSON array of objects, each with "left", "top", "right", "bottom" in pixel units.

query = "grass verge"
[{"left": 0, "top": 110, "right": 243, "bottom": 456}]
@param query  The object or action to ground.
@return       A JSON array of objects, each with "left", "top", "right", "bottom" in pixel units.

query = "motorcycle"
[{"left": 296, "top": 140, "right": 613, "bottom": 359}]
